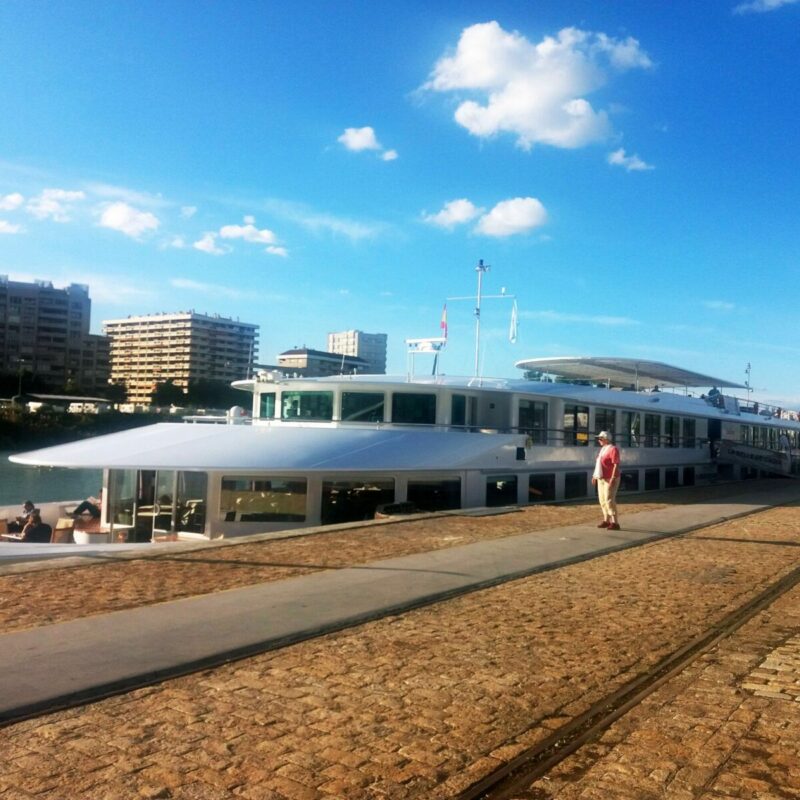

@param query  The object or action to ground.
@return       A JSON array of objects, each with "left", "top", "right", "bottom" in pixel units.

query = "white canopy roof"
[
  {"left": 515, "top": 356, "right": 746, "bottom": 390},
  {"left": 9, "top": 423, "right": 517, "bottom": 472}
]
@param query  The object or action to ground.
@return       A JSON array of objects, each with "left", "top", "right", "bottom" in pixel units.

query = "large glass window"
[
  {"left": 594, "top": 408, "right": 616, "bottom": 443},
  {"left": 564, "top": 405, "right": 589, "bottom": 446},
  {"left": 109, "top": 469, "right": 135, "bottom": 526},
  {"left": 486, "top": 475, "right": 517, "bottom": 507},
  {"left": 321, "top": 479, "right": 394, "bottom": 524},
  {"left": 644, "top": 414, "right": 661, "bottom": 447},
  {"left": 621, "top": 411, "right": 640, "bottom": 448},
  {"left": 281, "top": 391, "right": 333, "bottom": 421},
  {"left": 664, "top": 416, "right": 680, "bottom": 448},
  {"left": 341, "top": 392, "right": 384, "bottom": 422},
  {"left": 620, "top": 470, "right": 639, "bottom": 492},
  {"left": 392, "top": 393, "right": 436, "bottom": 425},
  {"left": 176, "top": 472, "right": 207, "bottom": 534},
  {"left": 683, "top": 418, "right": 696, "bottom": 448},
  {"left": 259, "top": 392, "right": 275, "bottom": 419},
  {"left": 529, "top": 473, "right": 556, "bottom": 503},
  {"left": 519, "top": 399, "right": 548, "bottom": 444},
  {"left": 451, "top": 394, "right": 466, "bottom": 427},
  {"left": 220, "top": 476, "right": 307, "bottom": 522},
  {"left": 407, "top": 479, "right": 461, "bottom": 511}
]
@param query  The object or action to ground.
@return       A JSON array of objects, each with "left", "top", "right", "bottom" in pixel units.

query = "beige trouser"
[{"left": 597, "top": 477, "right": 619, "bottom": 520}]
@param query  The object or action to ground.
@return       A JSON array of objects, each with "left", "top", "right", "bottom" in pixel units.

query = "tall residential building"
[
  {"left": 0, "top": 276, "right": 109, "bottom": 392},
  {"left": 276, "top": 348, "right": 367, "bottom": 377},
  {"left": 327, "top": 330, "right": 387, "bottom": 374},
  {"left": 104, "top": 311, "right": 259, "bottom": 404}
]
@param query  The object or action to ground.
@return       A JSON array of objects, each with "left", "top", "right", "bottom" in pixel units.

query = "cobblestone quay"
[{"left": 1, "top": 483, "right": 799, "bottom": 799}]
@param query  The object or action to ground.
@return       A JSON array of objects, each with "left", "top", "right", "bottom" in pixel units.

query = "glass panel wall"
[
  {"left": 321, "top": 479, "right": 394, "bottom": 524},
  {"left": 519, "top": 399, "right": 548, "bottom": 444},
  {"left": 281, "top": 391, "right": 333, "bottom": 420},
  {"left": 664, "top": 416, "right": 680, "bottom": 448},
  {"left": 683, "top": 419, "right": 696, "bottom": 448},
  {"left": 563, "top": 405, "right": 589, "bottom": 446},
  {"left": 451, "top": 394, "right": 466, "bottom": 427},
  {"left": 341, "top": 392, "right": 384, "bottom": 422},
  {"left": 392, "top": 393, "right": 436, "bottom": 425},
  {"left": 644, "top": 468, "right": 660, "bottom": 490},
  {"left": 620, "top": 470, "right": 639, "bottom": 492},
  {"left": 176, "top": 472, "right": 207, "bottom": 534},
  {"left": 220, "top": 477, "right": 307, "bottom": 521},
  {"left": 564, "top": 471, "right": 588, "bottom": 499},
  {"left": 621, "top": 411, "right": 640, "bottom": 447},
  {"left": 644, "top": 414, "right": 661, "bottom": 447},
  {"left": 407, "top": 479, "right": 461, "bottom": 511},
  {"left": 594, "top": 408, "right": 616, "bottom": 443},
  {"left": 259, "top": 392, "right": 276, "bottom": 419},
  {"left": 108, "top": 469, "right": 135, "bottom": 526}
]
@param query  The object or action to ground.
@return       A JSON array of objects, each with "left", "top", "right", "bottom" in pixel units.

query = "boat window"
[
  {"left": 644, "top": 414, "right": 661, "bottom": 448},
  {"left": 392, "top": 392, "right": 436, "bottom": 425},
  {"left": 564, "top": 471, "right": 588, "bottom": 499},
  {"left": 644, "top": 468, "right": 660, "bottom": 490},
  {"left": 665, "top": 468, "right": 680, "bottom": 488},
  {"left": 621, "top": 411, "right": 640, "bottom": 448},
  {"left": 176, "top": 472, "right": 207, "bottom": 534},
  {"left": 407, "top": 479, "right": 461, "bottom": 511},
  {"left": 108, "top": 469, "right": 135, "bottom": 526},
  {"left": 519, "top": 399, "right": 548, "bottom": 444},
  {"left": 341, "top": 392, "right": 385, "bottom": 422},
  {"left": 220, "top": 477, "right": 307, "bottom": 522},
  {"left": 563, "top": 405, "right": 589, "bottom": 446},
  {"left": 683, "top": 467, "right": 695, "bottom": 486},
  {"left": 620, "top": 470, "right": 639, "bottom": 492},
  {"left": 683, "top": 419, "right": 696, "bottom": 448},
  {"left": 451, "top": 394, "right": 466, "bottom": 427},
  {"left": 281, "top": 391, "right": 333, "bottom": 421},
  {"left": 486, "top": 475, "right": 517, "bottom": 507},
  {"left": 664, "top": 416, "right": 680, "bottom": 448},
  {"left": 259, "top": 392, "right": 276, "bottom": 419},
  {"left": 528, "top": 473, "right": 555, "bottom": 503},
  {"left": 320, "top": 479, "right": 394, "bottom": 524},
  {"left": 740, "top": 424, "right": 752, "bottom": 444},
  {"left": 594, "top": 408, "right": 616, "bottom": 444},
  {"left": 759, "top": 427, "right": 769, "bottom": 448}
]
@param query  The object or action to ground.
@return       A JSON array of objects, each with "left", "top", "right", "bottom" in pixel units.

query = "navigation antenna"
[{"left": 447, "top": 259, "right": 516, "bottom": 378}]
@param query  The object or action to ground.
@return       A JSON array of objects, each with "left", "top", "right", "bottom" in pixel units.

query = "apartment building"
[
  {"left": 0, "top": 276, "right": 109, "bottom": 392},
  {"left": 277, "top": 347, "right": 367, "bottom": 377},
  {"left": 327, "top": 330, "right": 387, "bottom": 374},
  {"left": 104, "top": 311, "right": 259, "bottom": 403}
]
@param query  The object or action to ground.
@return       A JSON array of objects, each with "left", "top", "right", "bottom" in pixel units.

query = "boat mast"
[{"left": 474, "top": 259, "right": 489, "bottom": 377}]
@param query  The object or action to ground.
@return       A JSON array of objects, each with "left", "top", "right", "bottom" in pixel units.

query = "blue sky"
[{"left": 1, "top": 0, "right": 799, "bottom": 404}]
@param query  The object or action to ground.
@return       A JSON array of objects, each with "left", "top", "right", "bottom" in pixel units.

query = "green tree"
[{"left": 151, "top": 379, "right": 185, "bottom": 406}]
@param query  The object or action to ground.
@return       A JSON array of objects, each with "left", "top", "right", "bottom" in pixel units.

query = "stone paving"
[{"left": 0, "top": 492, "right": 798, "bottom": 799}]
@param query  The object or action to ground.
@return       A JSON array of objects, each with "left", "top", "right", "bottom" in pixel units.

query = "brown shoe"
[
  {"left": 597, "top": 521, "right": 609, "bottom": 528},
  {"left": 608, "top": 523, "right": 621, "bottom": 530}
]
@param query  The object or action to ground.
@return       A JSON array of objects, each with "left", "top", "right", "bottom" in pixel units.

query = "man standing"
[{"left": 592, "top": 431, "right": 621, "bottom": 530}]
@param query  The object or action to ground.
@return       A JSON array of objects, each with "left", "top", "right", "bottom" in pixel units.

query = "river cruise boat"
[{"left": 8, "top": 356, "right": 800, "bottom": 543}]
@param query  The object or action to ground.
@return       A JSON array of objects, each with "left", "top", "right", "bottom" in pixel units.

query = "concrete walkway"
[{"left": 1, "top": 483, "right": 799, "bottom": 725}]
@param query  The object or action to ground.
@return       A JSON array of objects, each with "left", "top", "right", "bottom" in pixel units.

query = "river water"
[{"left": 0, "top": 449, "right": 101, "bottom": 506}]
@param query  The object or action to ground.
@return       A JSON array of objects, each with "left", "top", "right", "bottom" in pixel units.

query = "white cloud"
[
  {"left": 734, "top": 0, "right": 798, "bottom": 13},
  {"left": 475, "top": 197, "right": 548, "bottom": 237},
  {"left": 423, "top": 198, "right": 483, "bottom": 228},
  {"left": 382, "top": 149, "right": 399, "bottom": 161},
  {"left": 607, "top": 147, "right": 654, "bottom": 171},
  {"left": 243, "top": 215, "right": 255, "bottom": 224},
  {"left": 98, "top": 201, "right": 160, "bottom": 238},
  {"left": 167, "top": 236, "right": 187, "bottom": 249},
  {"left": 170, "top": 278, "right": 246, "bottom": 299},
  {"left": 0, "top": 192, "right": 24, "bottom": 211},
  {"left": 219, "top": 220, "right": 286, "bottom": 255},
  {"left": 425, "top": 21, "right": 652, "bottom": 150},
  {"left": 523, "top": 310, "right": 640, "bottom": 326},
  {"left": 180, "top": 206, "right": 197, "bottom": 219},
  {"left": 703, "top": 300, "right": 736, "bottom": 311},
  {"left": 27, "top": 188, "right": 86, "bottom": 222},
  {"left": 86, "top": 182, "right": 167, "bottom": 208},
  {"left": 193, "top": 232, "right": 228, "bottom": 255},
  {"left": 0, "top": 220, "right": 23, "bottom": 234},
  {"left": 338, "top": 126, "right": 382, "bottom": 151},
  {"left": 262, "top": 199, "right": 386, "bottom": 242}
]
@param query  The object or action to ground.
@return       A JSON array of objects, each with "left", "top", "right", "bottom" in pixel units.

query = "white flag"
[{"left": 509, "top": 300, "right": 518, "bottom": 344}]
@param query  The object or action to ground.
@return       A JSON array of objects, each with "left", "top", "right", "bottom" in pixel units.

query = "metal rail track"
[{"left": 458, "top": 561, "right": 800, "bottom": 800}]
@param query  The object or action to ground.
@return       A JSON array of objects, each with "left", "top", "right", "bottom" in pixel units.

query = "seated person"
[
  {"left": 19, "top": 513, "right": 52, "bottom": 543},
  {"left": 71, "top": 491, "right": 102, "bottom": 519},
  {"left": 7, "top": 500, "right": 37, "bottom": 533}
]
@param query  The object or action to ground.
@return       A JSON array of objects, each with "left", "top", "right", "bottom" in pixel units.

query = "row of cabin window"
[{"left": 739, "top": 424, "right": 798, "bottom": 449}]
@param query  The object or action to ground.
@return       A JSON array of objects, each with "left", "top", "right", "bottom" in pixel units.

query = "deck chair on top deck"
[{"left": 51, "top": 518, "right": 75, "bottom": 544}]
